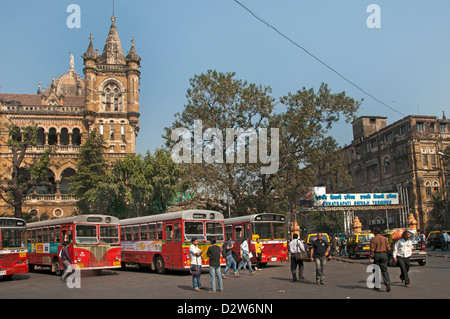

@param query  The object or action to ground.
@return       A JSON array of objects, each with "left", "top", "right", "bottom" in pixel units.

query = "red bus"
[
  {"left": 225, "top": 213, "right": 288, "bottom": 267},
  {"left": 120, "top": 210, "right": 225, "bottom": 274},
  {"left": 0, "top": 217, "right": 28, "bottom": 280},
  {"left": 27, "top": 215, "right": 121, "bottom": 275}
]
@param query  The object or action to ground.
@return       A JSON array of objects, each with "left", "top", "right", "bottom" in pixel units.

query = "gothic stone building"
[
  {"left": 0, "top": 16, "right": 141, "bottom": 219},
  {"left": 323, "top": 115, "right": 450, "bottom": 232}
]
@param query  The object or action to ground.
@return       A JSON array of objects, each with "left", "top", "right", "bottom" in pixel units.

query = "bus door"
[{"left": 164, "top": 223, "right": 182, "bottom": 269}]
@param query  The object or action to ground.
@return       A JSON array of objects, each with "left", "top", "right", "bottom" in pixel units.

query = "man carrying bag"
[{"left": 289, "top": 233, "right": 306, "bottom": 282}]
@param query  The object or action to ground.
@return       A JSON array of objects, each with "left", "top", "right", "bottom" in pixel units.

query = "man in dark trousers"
[
  {"left": 369, "top": 227, "right": 391, "bottom": 292},
  {"left": 310, "top": 233, "right": 330, "bottom": 285},
  {"left": 206, "top": 238, "right": 223, "bottom": 293},
  {"left": 60, "top": 241, "right": 73, "bottom": 283}
]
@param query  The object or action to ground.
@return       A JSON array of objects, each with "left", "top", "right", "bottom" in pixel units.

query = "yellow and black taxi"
[
  {"left": 427, "top": 230, "right": 450, "bottom": 251},
  {"left": 383, "top": 228, "right": 427, "bottom": 266},
  {"left": 346, "top": 231, "right": 374, "bottom": 259}
]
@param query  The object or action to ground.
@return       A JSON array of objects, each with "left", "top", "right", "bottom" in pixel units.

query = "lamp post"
[{"left": 437, "top": 151, "right": 449, "bottom": 228}]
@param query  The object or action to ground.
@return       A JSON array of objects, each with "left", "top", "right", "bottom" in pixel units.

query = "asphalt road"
[{"left": 1, "top": 254, "right": 449, "bottom": 301}]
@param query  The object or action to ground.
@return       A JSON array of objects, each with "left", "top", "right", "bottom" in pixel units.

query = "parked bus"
[
  {"left": 120, "top": 210, "right": 225, "bottom": 274},
  {"left": 27, "top": 215, "right": 121, "bottom": 275},
  {"left": 225, "top": 213, "right": 288, "bottom": 266},
  {"left": 0, "top": 217, "right": 28, "bottom": 280}
]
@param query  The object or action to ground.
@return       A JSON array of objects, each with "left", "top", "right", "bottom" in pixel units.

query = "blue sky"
[{"left": 1, "top": 1, "right": 449, "bottom": 155}]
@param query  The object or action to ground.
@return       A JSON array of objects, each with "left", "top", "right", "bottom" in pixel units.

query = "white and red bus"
[
  {"left": 0, "top": 217, "right": 28, "bottom": 280},
  {"left": 225, "top": 213, "right": 288, "bottom": 266},
  {"left": 27, "top": 215, "right": 121, "bottom": 275},
  {"left": 120, "top": 210, "right": 225, "bottom": 274}
]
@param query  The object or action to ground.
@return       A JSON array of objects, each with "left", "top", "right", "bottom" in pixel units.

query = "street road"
[{"left": 1, "top": 254, "right": 449, "bottom": 300}]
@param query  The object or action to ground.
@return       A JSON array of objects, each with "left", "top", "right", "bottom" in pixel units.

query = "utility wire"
[{"left": 233, "top": 0, "right": 405, "bottom": 117}]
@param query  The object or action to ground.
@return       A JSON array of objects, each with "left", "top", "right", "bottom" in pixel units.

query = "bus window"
[
  {"left": 140, "top": 224, "right": 148, "bottom": 240},
  {"left": 235, "top": 226, "right": 242, "bottom": 241},
  {"left": 253, "top": 223, "right": 271, "bottom": 239},
  {"left": 55, "top": 226, "right": 60, "bottom": 243},
  {"left": 36, "top": 228, "right": 42, "bottom": 243},
  {"left": 225, "top": 225, "right": 232, "bottom": 240},
  {"left": 206, "top": 222, "right": 224, "bottom": 241},
  {"left": 184, "top": 221, "right": 205, "bottom": 241},
  {"left": 49, "top": 227, "right": 55, "bottom": 242},
  {"left": 166, "top": 225, "right": 173, "bottom": 242},
  {"left": 132, "top": 225, "right": 139, "bottom": 241},
  {"left": 157, "top": 222, "right": 163, "bottom": 239},
  {"left": 273, "top": 223, "right": 285, "bottom": 240},
  {"left": 174, "top": 223, "right": 182, "bottom": 242},
  {"left": 100, "top": 225, "right": 120, "bottom": 244},
  {"left": 75, "top": 225, "right": 98, "bottom": 244},
  {"left": 31, "top": 229, "right": 36, "bottom": 243},
  {"left": 148, "top": 223, "right": 156, "bottom": 240},
  {"left": 43, "top": 227, "right": 48, "bottom": 243},
  {"left": 125, "top": 226, "right": 132, "bottom": 241}
]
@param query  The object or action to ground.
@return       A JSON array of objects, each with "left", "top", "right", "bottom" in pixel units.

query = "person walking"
[
  {"left": 288, "top": 233, "right": 306, "bottom": 282},
  {"left": 254, "top": 237, "right": 264, "bottom": 271},
  {"left": 60, "top": 241, "right": 73, "bottom": 283},
  {"left": 222, "top": 237, "right": 239, "bottom": 278},
  {"left": 237, "top": 237, "right": 256, "bottom": 275},
  {"left": 206, "top": 238, "right": 223, "bottom": 293},
  {"left": 393, "top": 230, "right": 413, "bottom": 287},
  {"left": 369, "top": 227, "right": 391, "bottom": 292},
  {"left": 189, "top": 237, "right": 203, "bottom": 291},
  {"left": 310, "top": 233, "right": 329, "bottom": 285}
]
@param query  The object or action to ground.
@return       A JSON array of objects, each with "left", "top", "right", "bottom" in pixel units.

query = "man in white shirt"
[
  {"left": 237, "top": 238, "right": 256, "bottom": 275},
  {"left": 289, "top": 233, "right": 306, "bottom": 282},
  {"left": 393, "top": 230, "right": 413, "bottom": 287},
  {"left": 189, "top": 238, "right": 203, "bottom": 291}
]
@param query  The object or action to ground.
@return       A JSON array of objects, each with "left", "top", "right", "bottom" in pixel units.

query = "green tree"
[
  {"left": 0, "top": 124, "right": 51, "bottom": 218},
  {"left": 164, "top": 70, "right": 276, "bottom": 216},
  {"left": 164, "top": 71, "right": 360, "bottom": 218},
  {"left": 70, "top": 129, "right": 110, "bottom": 214}
]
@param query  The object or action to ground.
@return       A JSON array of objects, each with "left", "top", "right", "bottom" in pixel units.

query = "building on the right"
[{"left": 323, "top": 114, "right": 450, "bottom": 232}]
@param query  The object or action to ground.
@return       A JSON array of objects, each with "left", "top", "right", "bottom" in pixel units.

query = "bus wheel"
[
  {"left": 52, "top": 258, "right": 62, "bottom": 276},
  {"left": 155, "top": 255, "right": 166, "bottom": 274}
]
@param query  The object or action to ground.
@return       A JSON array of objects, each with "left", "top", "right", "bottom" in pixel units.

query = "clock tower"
[{"left": 82, "top": 15, "right": 141, "bottom": 156}]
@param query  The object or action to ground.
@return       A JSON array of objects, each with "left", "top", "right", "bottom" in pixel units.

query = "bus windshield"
[
  {"left": 206, "top": 222, "right": 224, "bottom": 241},
  {"left": 184, "top": 221, "right": 205, "bottom": 241},
  {"left": 252, "top": 222, "right": 286, "bottom": 240},
  {"left": 1, "top": 228, "right": 26, "bottom": 249},
  {"left": 75, "top": 225, "right": 98, "bottom": 244},
  {"left": 100, "top": 225, "right": 120, "bottom": 244}
]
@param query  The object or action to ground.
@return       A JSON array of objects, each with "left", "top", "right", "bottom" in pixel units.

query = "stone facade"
[
  {"left": 0, "top": 16, "right": 141, "bottom": 219},
  {"left": 323, "top": 115, "right": 450, "bottom": 231}
]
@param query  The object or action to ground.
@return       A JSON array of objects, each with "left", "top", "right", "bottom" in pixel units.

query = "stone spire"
[
  {"left": 126, "top": 35, "right": 141, "bottom": 63},
  {"left": 98, "top": 16, "right": 126, "bottom": 65},
  {"left": 82, "top": 33, "right": 97, "bottom": 60}
]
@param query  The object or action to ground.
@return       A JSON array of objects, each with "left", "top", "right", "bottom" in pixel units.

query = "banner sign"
[{"left": 314, "top": 193, "right": 399, "bottom": 207}]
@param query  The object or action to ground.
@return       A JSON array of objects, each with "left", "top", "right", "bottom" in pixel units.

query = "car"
[
  {"left": 383, "top": 228, "right": 427, "bottom": 266},
  {"left": 346, "top": 232, "right": 374, "bottom": 259},
  {"left": 427, "top": 230, "right": 450, "bottom": 251}
]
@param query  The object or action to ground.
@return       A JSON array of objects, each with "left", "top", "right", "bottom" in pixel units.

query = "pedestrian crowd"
[
  {"left": 186, "top": 227, "right": 440, "bottom": 293},
  {"left": 188, "top": 235, "right": 262, "bottom": 293}
]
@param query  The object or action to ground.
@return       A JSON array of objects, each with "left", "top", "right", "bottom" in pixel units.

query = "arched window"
[
  {"left": 48, "top": 128, "right": 58, "bottom": 145},
  {"left": 37, "top": 127, "right": 45, "bottom": 145},
  {"left": 60, "top": 128, "right": 69, "bottom": 145},
  {"left": 60, "top": 168, "right": 76, "bottom": 194},
  {"left": 103, "top": 82, "right": 122, "bottom": 112},
  {"left": 72, "top": 128, "right": 81, "bottom": 146},
  {"left": 425, "top": 180, "right": 432, "bottom": 198},
  {"left": 383, "top": 157, "right": 391, "bottom": 174}
]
